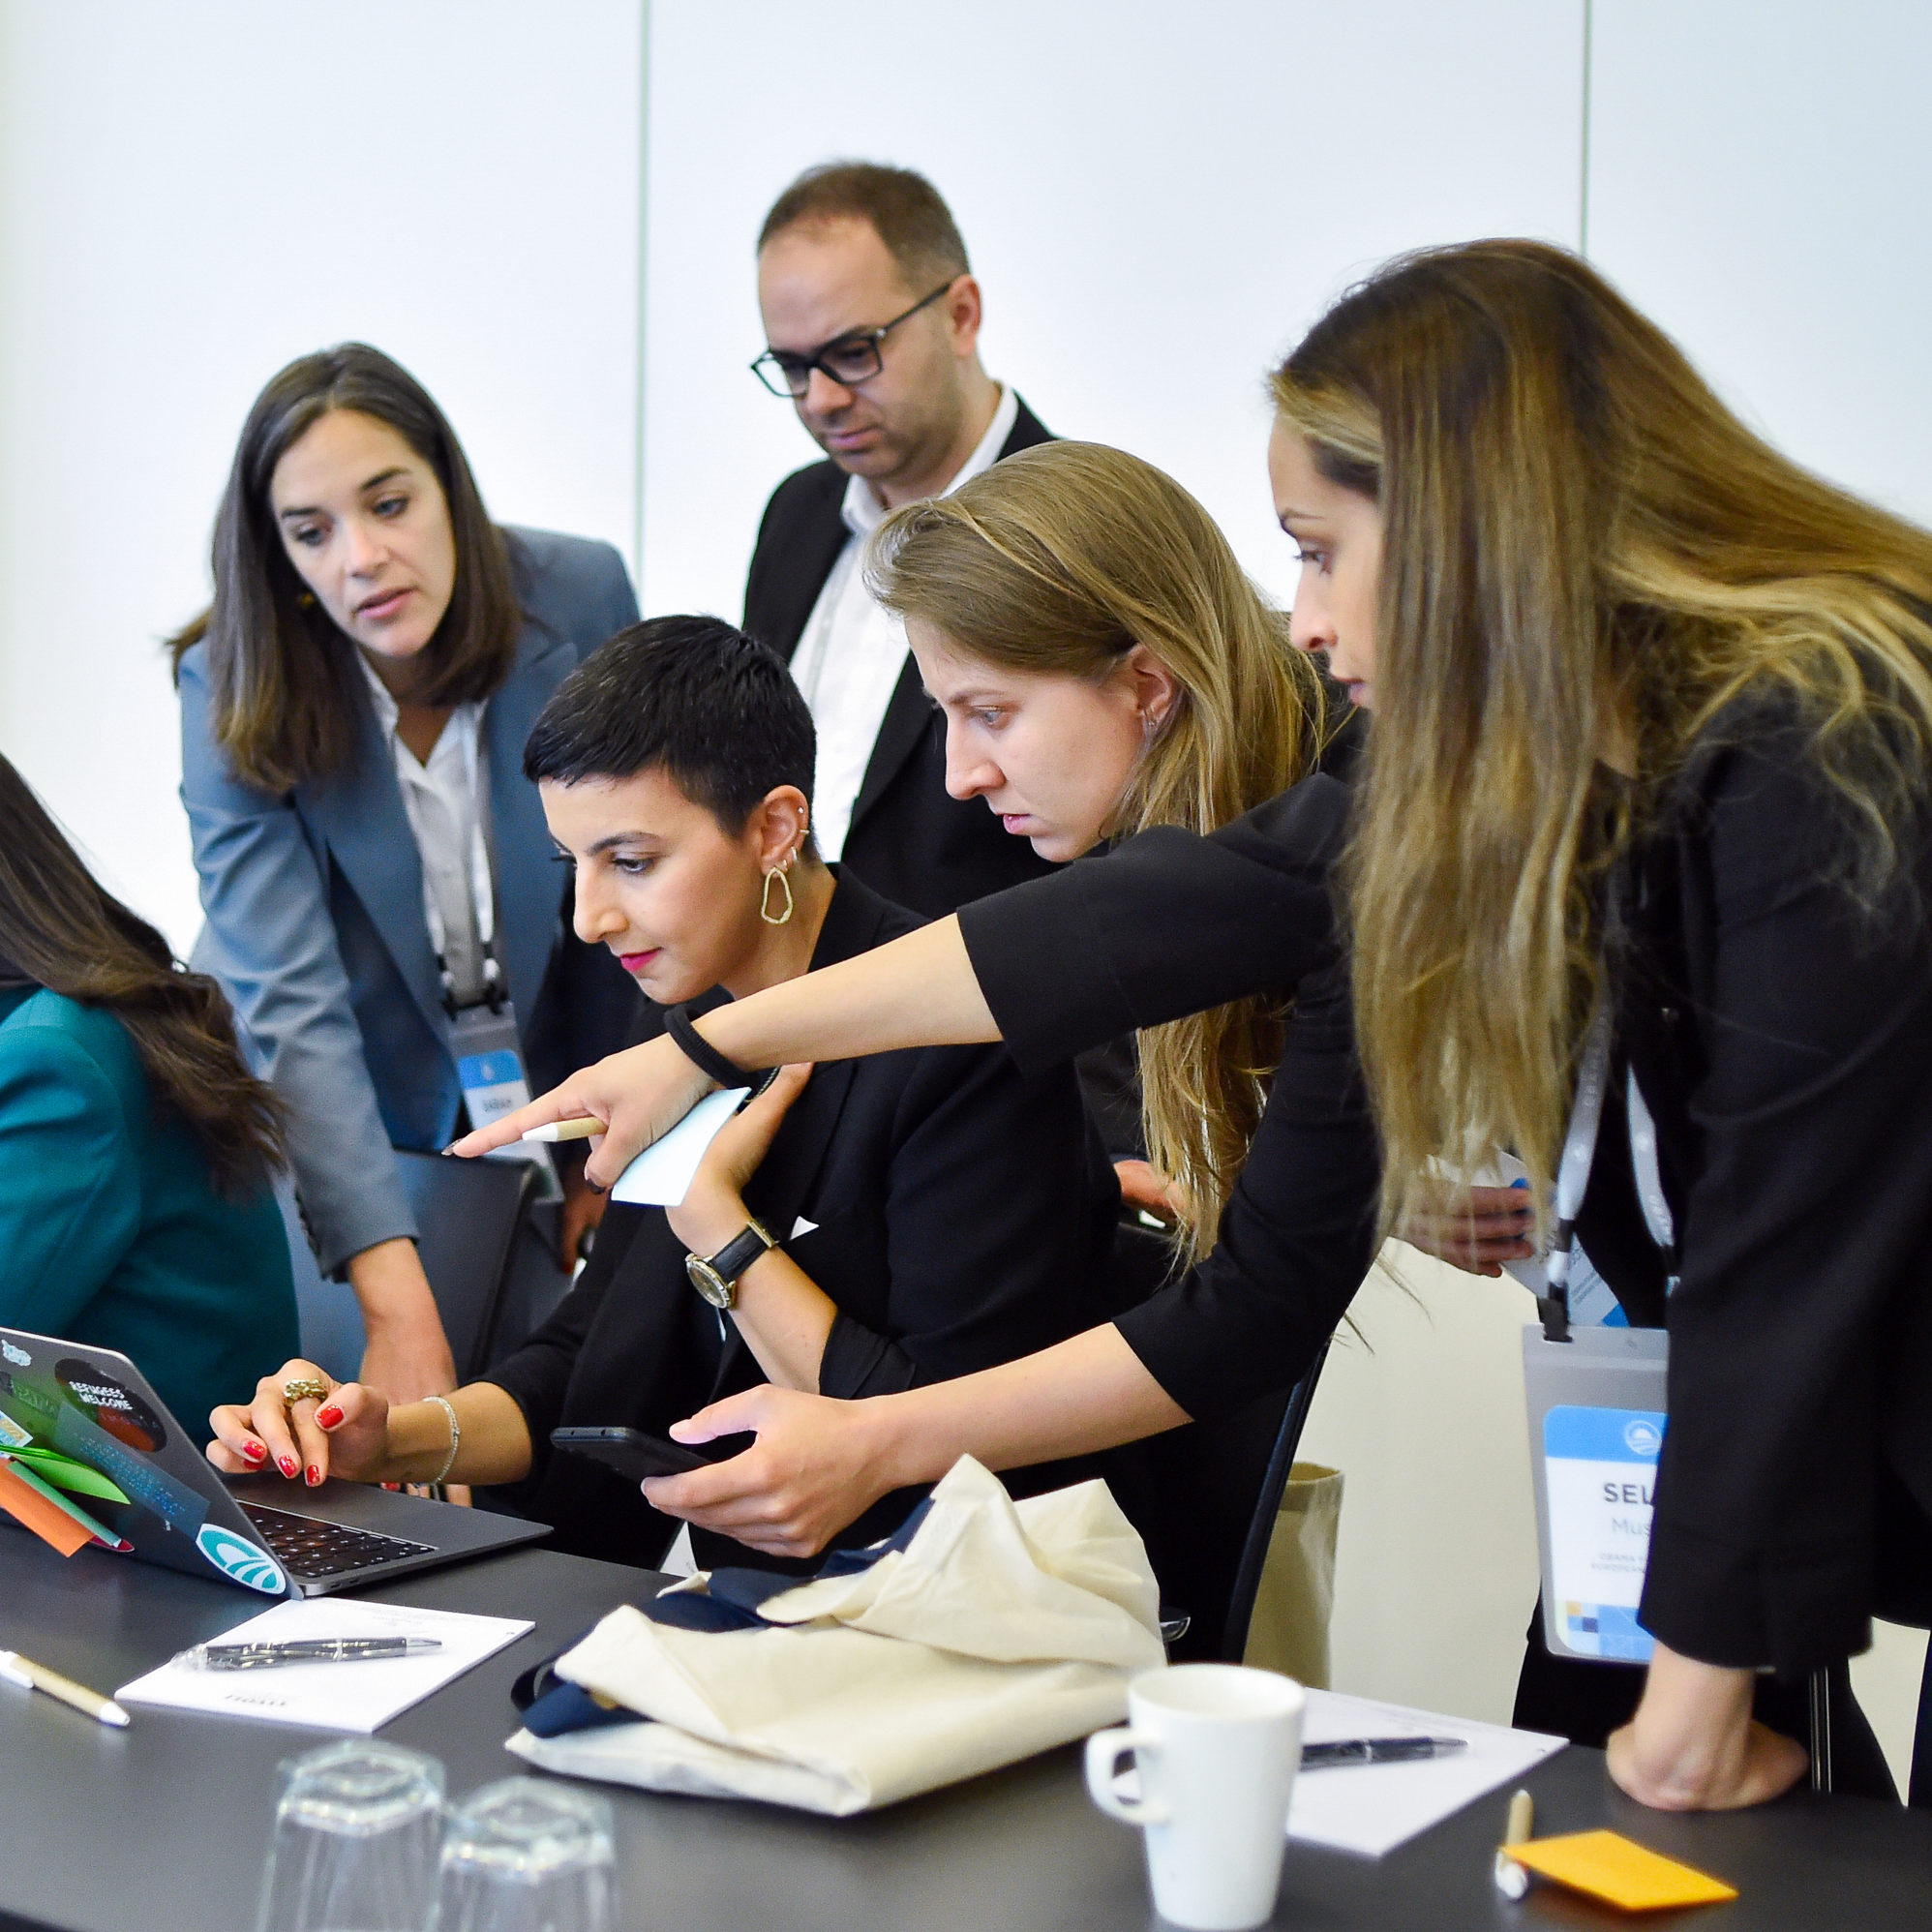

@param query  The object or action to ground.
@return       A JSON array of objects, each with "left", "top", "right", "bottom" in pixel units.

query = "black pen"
[
  {"left": 196, "top": 1638, "right": 444, "bottom": 1671},
  {"left": 1300, "top": 1736, "right": 1467, "bottom": 1768}
]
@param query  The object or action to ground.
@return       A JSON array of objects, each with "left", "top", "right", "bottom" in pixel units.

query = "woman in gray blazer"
[{"left": 173, "top": 344, "right": 640, "bottom": 1406}]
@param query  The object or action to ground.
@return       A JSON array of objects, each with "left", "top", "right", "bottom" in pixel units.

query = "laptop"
[{"left": 0, "top": 1326, "right": 548, "bottom": 1598}]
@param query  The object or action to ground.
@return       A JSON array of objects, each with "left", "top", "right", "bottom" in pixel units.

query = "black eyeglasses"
[{"left": 749, "top": 280, "right": 957, "bottom": 399}]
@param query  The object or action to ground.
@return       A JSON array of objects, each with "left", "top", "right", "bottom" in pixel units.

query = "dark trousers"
[{"left": 1512, "top": 1601, "right": 1908, "bottom": 1804}]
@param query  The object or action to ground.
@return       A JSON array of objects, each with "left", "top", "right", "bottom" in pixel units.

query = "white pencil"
[
  {"left": 520, "top": 1116, "right": 605, "bottom": 1143},
  {"left": 0, "top": 1649, "right": 130, "bottom": 1728}
]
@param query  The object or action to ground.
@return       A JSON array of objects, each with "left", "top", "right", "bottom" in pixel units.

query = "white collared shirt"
[
  {"left": 789, "top": 382, "right": 1020, "bottom": 860},
  {"left": 357, "top": 655, "right": 494, "bottom": 1008}
]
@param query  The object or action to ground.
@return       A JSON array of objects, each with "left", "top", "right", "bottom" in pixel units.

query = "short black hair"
[{"left": 524, "top": 616, "right": 816, "bottom": 836}]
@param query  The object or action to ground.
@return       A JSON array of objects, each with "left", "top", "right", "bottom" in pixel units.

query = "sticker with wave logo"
[{"left": 196, "top": 1523, "right": 288, "bottom": 1594}]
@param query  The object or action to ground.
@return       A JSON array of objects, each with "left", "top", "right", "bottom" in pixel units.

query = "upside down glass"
[
  {"left": 255, "top": 1739, "right": 446, "bottom": 1932},
  {"left": 430, "top": 1777, "right": 615, "bottom": 1932}
]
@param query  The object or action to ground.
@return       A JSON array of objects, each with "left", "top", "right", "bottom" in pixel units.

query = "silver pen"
[{"left": 193, "top": 1637, "right": 444, "bottom": 1671}]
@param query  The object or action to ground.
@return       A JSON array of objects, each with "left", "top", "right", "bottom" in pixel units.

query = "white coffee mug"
[{"left": 1085, "top": 1663, "right": 1306, "bottom": 1932}]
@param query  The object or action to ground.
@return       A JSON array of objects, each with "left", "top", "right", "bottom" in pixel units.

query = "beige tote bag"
[{"left": 1242, "top": 1463, "right": 1343, "bottom": 1688}]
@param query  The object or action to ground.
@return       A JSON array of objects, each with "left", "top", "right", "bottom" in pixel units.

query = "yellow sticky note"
[{"left": 1509, "top": 1830, "right": 1738, "bottom": 1911}]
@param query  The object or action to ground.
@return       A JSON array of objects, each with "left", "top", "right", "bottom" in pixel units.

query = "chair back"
[
  {"left": 394, "top": 1150, "right": 537, "bottom": 1379},
  {"left": 1099, "top": 1221, "right": 1331, "bottom": 1664}
]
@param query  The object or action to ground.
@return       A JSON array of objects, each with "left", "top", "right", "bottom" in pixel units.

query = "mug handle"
[{"left": 1084, "top": 1727, "right": 1170, "bottom": 1825}]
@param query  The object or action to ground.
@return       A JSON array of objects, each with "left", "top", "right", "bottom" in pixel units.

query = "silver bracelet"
[{"left": 423, "top": 1395, "right": 460, "bottom": 1487}]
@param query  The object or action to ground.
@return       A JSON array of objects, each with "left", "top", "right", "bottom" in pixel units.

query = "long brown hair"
[
  {"left": 1273, "top": 239, "right": 1932, "bottom": 1238},
  {"left": 167, "top": 343, "right": 521, "bottom": 794},
  {"left": 872, "top": 440, "right": 1330, "bottom": 1260},
  {"left": 0, "top": 757, "right": 284, "bottom": 1194}
]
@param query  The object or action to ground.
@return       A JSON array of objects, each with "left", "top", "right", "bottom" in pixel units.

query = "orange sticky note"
[
  {"left": 0, "top": 1458, "right": 95, "bottom": 1557},
  {"left": 1509, "top": 1830, "right": 1738, "bottom": 1911}
]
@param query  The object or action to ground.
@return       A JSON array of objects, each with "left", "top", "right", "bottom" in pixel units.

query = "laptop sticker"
[
  {"left": 196, "top": 1524, "right": 288, "bottom": 1595},
  {"left": 55, "top": 1360, "right": 166, "bottom": 1452}
]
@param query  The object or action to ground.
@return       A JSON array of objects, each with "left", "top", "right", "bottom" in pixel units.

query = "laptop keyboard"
[{"left": 242, "top": 1502, "right": 437, "bottom": 1579}]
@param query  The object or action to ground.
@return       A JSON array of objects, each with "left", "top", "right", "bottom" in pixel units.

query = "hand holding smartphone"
[{"left": 550, "top": 1425, "right": 755, "bottom": 1483}]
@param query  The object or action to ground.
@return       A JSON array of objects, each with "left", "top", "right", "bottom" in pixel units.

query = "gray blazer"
[{"left": 179, "top": 528, "right": 640, "bottom": 1274}]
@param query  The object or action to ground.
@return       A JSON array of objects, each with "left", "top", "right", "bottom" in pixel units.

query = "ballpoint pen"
[
  {"left": 1298, "top": 1736, "right": 1467, "bottom": 1768},
  {"left": 0, "top": 1649, "right": 131, "bottom": 1727},
  {"left": 192, "top": 1637, "right": 445, "bottom": 1671}
]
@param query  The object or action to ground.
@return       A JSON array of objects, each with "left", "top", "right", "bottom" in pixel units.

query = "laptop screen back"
[{"left": 0, "top": 1326, "right": 291, "bottom": 1597}]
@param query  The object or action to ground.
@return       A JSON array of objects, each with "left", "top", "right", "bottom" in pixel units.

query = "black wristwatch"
[{"left": 684, "top": 1218, "right": 777, "bottom": 1311}]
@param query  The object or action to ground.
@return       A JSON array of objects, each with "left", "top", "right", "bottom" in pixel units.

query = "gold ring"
[{"left": 282, "top": 1376, "right": 330, "bottom": 1405}]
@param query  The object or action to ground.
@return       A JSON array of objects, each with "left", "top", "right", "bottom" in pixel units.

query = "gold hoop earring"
[{"left": 761, "top": 865, "right": 796, "bottom": 925}]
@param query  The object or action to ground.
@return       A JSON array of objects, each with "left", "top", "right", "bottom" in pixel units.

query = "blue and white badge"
[
  {"left": 449, "top": 1003, "right": 552, "bottom": 1183},
  {"left": 1542, "top": 1404, "right": 1666, "bottom": 1661}
]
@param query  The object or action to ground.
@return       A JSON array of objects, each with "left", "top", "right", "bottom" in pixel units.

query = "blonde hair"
[
  {"left": 1273, "top": 238, "right": 1932, "bottom": 1241},
  {"left": 871, "top": 440, "right": 1330, "bottom": 1260}
]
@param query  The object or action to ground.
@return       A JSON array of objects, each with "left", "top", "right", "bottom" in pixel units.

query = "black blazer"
[
  {"left": 741, "top": 397, "right": 1060, "bottom": 917},
  {"left": 954, "top": 724, "right": 1932, "bottom": 1681},
  {"left": 483, "top": 868, "right": 1123, "bottom": 1572}
]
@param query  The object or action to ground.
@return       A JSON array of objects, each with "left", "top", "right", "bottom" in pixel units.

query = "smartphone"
[{"left": 549, "top": 1425, "right": 752, "bottom": 1482}]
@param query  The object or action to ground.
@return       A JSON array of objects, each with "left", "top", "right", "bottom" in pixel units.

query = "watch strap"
[{"left": 708, "top": 1217, "right": 777, "bottom": 1286}]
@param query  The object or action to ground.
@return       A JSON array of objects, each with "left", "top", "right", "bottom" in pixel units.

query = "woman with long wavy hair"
[
  {"left": 868, "top": 438, "right": 1336, "bottom": 1264},
  {"left": 457, "top": 241, "right": 1932, "bottom": 1812},
  {"left": 0, "top": 755, "right": 295, "bottom": 1442}
]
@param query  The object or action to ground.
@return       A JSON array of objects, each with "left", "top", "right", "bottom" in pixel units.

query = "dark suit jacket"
[
  {"left": 955, "top": 717, "right": 1932, "bottom": 1679},
  {"left": 741, "top": 397, "right": 1060, "bottom": 917},
  {"left": 483, "top": 867, "right": 1124, "bottom": 1573}
]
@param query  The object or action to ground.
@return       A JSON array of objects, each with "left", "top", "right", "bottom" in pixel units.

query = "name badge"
[
  {"left": 1522, "top": 1324, "right": 1669, "bottom": 1666},
  {"left": 449, "top": 1002, "right": 555, "bottom": 1189},
  {"left": 1542, "top": 1404, "right": 1666, "bottom": 1661}
]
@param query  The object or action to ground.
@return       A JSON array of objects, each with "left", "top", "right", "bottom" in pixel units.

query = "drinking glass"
[
  {"left": 255, "top": 1739, "right": 446, "bottom": 1932},
  {"left": 430, "top": 1777, "right": 616, "bottom": 1932}
]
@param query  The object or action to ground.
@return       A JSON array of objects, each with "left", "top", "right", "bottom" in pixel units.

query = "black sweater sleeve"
[
  {"left": 1113, "top": 957, "right": 1381, "bottom": 1420},
  {"left": 957, "top": 773, "right": 1376, "bottom": 1422},
  {"left": 479, "top": 1203, "right": 649, "bottom": 1475},
  {"left": 1635, "top": 739, "right": 1932, "bottom": 1674},
  {"left": 957, "top": 777, "right": 1352, "bottom": 1071}
]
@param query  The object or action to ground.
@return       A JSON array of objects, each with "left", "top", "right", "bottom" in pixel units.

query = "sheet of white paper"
[
  {"left": 609, "top": 1087, "right": 750, "bottom": 1207},
  {"left": 1285, "top": 1689, "right": 1565, "bottom": 1858},
  {"left": 116, "top": 1597, "right": 532, "bottom": 1733}
]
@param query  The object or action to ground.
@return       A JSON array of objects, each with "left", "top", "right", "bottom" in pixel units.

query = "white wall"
[
  {"left": 639, "top": 0, "right": 1584, "bottom": 621},
  {"left": 0, "top": 0, "right": 645, "bottom": 956}
]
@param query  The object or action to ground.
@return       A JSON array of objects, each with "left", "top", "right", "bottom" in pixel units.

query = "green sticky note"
[{"left": 1, "top": 1445, "right": 130, "bottom": 1505}]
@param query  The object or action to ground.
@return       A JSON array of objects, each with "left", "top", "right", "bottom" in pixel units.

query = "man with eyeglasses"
[{"left": 742, "top": 161, "right": 1057, "bottom": 921}]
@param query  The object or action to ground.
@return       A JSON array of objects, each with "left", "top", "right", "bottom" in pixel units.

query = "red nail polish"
[
  {"left": 316, "top": 1404, "right": 343, "bottom": 1429},
  {"left": 243, "top": 1440, "right": 267, "bottom": 1462},
  {"left": 306, "top": 1465, "right": 321, "bottom": 1487},
  {"left": 279, "top": 1457, "right": 298, "bottom": 1478}
]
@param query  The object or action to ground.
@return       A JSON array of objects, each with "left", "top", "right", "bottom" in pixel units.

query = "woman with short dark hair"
[
  {"left": 172, "top": 344, "right": 641, "bottom": 1407},
  {"left": 209, "top": 619, "right": 1122, "bottom": 1573},
  {"left": 0, "top": 755, "right": 295, "bottom": 1442}
]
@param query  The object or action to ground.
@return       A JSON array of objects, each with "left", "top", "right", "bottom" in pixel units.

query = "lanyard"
[
  {"left": 414, "top": 712, "right": 503, "bottom": 1015},
  {"left": 1538, "top": 995, "right": 1677, "bottom": 1340}
]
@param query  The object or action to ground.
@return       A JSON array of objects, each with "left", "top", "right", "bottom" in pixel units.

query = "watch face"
[{"left": 685, "top": 1253, "right": 734, "bottom": 1311}]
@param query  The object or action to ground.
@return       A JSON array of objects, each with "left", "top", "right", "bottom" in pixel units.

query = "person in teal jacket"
[{"left": 0, "top": 754, "right": 295, "bottom": 1447}]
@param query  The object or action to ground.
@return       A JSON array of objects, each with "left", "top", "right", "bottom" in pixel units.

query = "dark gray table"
[{"left": 3, "top": 1501, "right": 1929, "bottom": 1932}]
